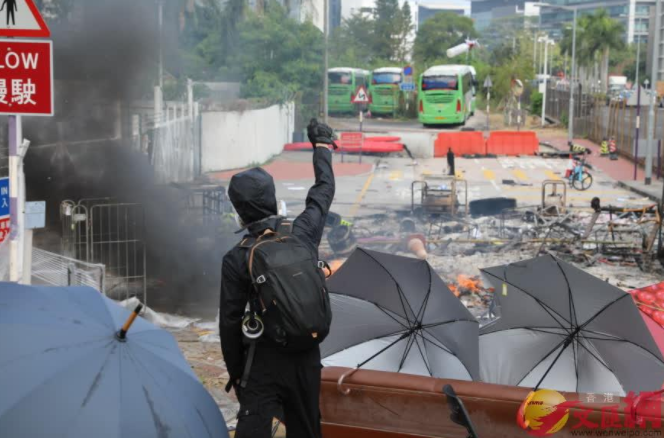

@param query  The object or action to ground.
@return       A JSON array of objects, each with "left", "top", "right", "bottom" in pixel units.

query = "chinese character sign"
[
  {"left": 0, "top": 39, "right": 52, "bottom": 115},
  {"left": 0, "top": 177, "right": 8, "bottom": 244}
]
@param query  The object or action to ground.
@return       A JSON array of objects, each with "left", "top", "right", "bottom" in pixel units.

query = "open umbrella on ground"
[
  {"left": 479, "top": 254, "right": 664, "bottom": 396},
  {"left": 321, "top": 248, "right": 479, "bottom": 380},
  {"left": 0, "top": 283, "right": 228, "bottom": 438}
]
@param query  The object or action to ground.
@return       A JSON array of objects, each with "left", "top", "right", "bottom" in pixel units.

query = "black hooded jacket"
[{"left": 219, "top": 147, "right": 335, "bottom": 381}]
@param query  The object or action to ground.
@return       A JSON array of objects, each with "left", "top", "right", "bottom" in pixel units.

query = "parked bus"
[
  {"left": 418, "top": 65, "right": 474, "bottom": 126},
  {"left": 369, "top": 67, "right": 403, "bottom": 117},
  {"left": 327, "top": 68, "right": 370, "bottom": 114}
]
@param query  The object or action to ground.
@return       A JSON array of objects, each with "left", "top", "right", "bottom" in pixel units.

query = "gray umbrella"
[
  {"left": 0, "top": 282, "right": 228, "bottom": 438},
  {"left": 321, "top": 248, "right": 479, "bottom": 380},
  {"left": 480, "top": 254, "right": 664, "bottom": 396}
]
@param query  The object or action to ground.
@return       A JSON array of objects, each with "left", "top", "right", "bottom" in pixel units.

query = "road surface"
[{"left": 330, "top": 110, "right": 488, "bottom": 133}]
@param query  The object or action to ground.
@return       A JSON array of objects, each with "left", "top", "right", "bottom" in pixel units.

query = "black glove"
[{"left": 307, "top": 118, "right": 338, "bottom": 149}]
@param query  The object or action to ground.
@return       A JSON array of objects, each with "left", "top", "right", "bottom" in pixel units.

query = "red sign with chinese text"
[
  {"left": 0, "top": 39, "right": 53, "bottom": 116},
  {"left": 340, "top": 132, "right": 364, "bottom": 150},
  {"left": 0, "top": 217, "right": 9, "bottom": 244}
]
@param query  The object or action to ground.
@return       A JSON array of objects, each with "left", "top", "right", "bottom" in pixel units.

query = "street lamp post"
[
  {"left": 569, "top": 7, "right": 577, "bottom": 143},
  {"left": 323, "top": 0, "right": 329, "bottom": 123},
  {"left": 534, "top": 3, "right": 578, "bottom": 141},
  {"left": 645, "top": 0, "right": 662, "bottom": 185},
  {"left": 541, "top": 38, "right": 553, "bottom": 127}
]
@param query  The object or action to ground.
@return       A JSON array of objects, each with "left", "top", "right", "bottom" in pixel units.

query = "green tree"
[
  {"left": 413, "top": 12, "right": 477, "bottom": 67},
  {"left": 561, "top": 9, "right": 624, "bottom": 92},
  {"left": 233, "top": 1, "right": 323, "bottom": 103}
]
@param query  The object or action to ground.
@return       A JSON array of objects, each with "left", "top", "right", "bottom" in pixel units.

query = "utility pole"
[
  {"left": 645, "top": 0, "right": 661, "bottom": 185},
  {"left": 323, "top": 0, "right": 329, "bottom": 123}
]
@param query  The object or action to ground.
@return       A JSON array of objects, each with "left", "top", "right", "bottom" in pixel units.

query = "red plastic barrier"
[
  {"left": 366, "top": 136, "right": 401, "bottom": 143},
  {"left": 486, "top": 131, "right": 539, "bottom": 156},
  {"left": 283, "top": 142, "right": 404, "bottom": 154},
  {"left": 434, "top": 132, "right": 486, "bottom": 157}
]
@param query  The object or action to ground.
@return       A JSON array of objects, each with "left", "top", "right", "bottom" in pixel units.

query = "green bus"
[
  {"left": 418, "top": 65, "right": 474, "bottom": 126},
  {"left": 369, "top": 67, "right": 403, "bottom": 117},
  {"left": 327, "top": 67, "right": 370, "bottom": 114}
]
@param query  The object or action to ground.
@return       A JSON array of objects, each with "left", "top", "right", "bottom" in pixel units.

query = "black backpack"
[{"left": 239, "top": 224, "right": 332, "bottom": 351}]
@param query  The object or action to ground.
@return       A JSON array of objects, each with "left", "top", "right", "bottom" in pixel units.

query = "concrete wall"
[{"left": 201, "top": 102, "right": 295, "bottom": 172}]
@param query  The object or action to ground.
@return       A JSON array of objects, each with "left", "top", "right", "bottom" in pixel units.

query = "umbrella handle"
[
  {"left": 116, "top": 304, "right": 144, "bottom": 341},
  {"left": 337, "top": 367, "right": 360, "bottom": 396}
]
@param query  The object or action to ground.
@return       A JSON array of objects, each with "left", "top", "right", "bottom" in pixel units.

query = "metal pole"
[
  {"left": 323, "top": 0, "right": 329, "bottom": 123},
  {"left": 158, "top": 0, "right": 163, "bottom": 89},
  {"left": 542, "top": 39, "right": 549, "bottom": 127},
  {"left": 568, "top": 7, "right": 577, "bottom": 143},
  {"left": 635, "top": 39, "right": 641, "bottom": 88},
  {"left": 645, "top": 0, "right": 661, "bottom": 185},
  {"left": 534, "top": 33, "right": 538, "bottom": 71},
  {"left": 635, "top": 82, "right": 642, "bottom": 180},
  {"left": 8, "top": 115, "right": 21, "bottom": 282},
  {"left": 487, "top": 88, "right": 491, "bottom": 131}
]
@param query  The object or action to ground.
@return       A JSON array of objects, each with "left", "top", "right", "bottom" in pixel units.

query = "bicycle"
[{"left": 568, "top": 157, "right": 593, "bottom": 190}]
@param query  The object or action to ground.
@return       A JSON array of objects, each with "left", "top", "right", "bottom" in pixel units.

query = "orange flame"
[
  {"left": 457, "top": 274, "right": 482, "bottom": 293},
  {"left": 448, "top": 284, "right": 461, "bottom": 297}
]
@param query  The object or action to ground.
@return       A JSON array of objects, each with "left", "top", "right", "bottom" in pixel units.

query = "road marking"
[
  {"left": 474, "top": 158, "right": 480, "bottom": 164},
  {"left": 544, "top": 170, "right": 562, "bottom": 181},
  {"left": 491, "top": 180, "right": 502, "bottom": 192},
  {"left": 512, "top": 169, "right": 528, "bottom": 181},
  {"left": 349, "top": 172, "right": 375, "bottom": 217},
  {"left": 389, "top": 170, "right": 402, "bottom": 181},
  {"left": 422, "top": 169, "right": 432, "bottom": 176},
  {"left": 483, "top": 169, "right": 495, "bottom": 180},
  {"left": 456, "top": 170, "right": 463, "bottom": 178}
]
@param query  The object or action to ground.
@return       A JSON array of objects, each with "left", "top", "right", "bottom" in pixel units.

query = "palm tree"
[{"left": 560, "top": 9, "right": 624, "bottom": 93}]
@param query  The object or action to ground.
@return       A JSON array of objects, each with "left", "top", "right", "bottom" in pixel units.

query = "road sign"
[
  {"left": 0, "top": 0, "right": 50, "bottom": 38},
  {"left": 0, "top": 177, "right": 8, "bottom": 244},
  {"left": 0, "top": 39, "right": 53, "bottom": 116},
  {"left": 484, "top": 76, "right": 493, "bottom": 88},
  {"left": 0, "top": 177, "right": 8, "bottom": 217},
  {"left": 351, "top": 85, "right": 369, "bottom": 104},
  {"left": 404, "top": 65, "right": 413, "bottom": 76},
  {"left": 400, "top": 83, "right": 416, "bottom": 92},
  {"left": 404, "top": 75, "right": 413, "bottom": 84}
]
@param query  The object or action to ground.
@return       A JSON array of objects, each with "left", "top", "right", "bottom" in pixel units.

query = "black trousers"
[{"left": 235, "top": 344, "right": 322, "bottom": 438}]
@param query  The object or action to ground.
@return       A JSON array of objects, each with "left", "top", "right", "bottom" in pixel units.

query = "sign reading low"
[{"left": 0, "top": 39, "right": 53, "bottom": 116}]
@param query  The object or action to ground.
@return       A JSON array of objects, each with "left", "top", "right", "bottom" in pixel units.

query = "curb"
[{"left": 616, "top": 181, "right": 662, "bottom": 202}]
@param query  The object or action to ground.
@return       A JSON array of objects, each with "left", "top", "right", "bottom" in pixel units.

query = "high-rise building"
[
  {"left": 538, "top": 0, "right": 654, "bottom": 43},
  {"left": 417, "top": 3, "right": 467, "bottom": 28},
  {"left": 330, "top": 0, "right": 343, "bottom": 29}
]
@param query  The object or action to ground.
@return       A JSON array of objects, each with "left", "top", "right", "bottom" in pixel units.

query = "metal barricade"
[
  {"left": 31, "top": 247, "right": 105, "bottom": 293},
  {"left": 89, "top": 203, "right": 146, "bottom": 304}
]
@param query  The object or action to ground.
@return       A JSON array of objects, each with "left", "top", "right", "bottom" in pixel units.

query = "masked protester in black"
[{"left": 219, "top": 119, "right": 336, "bottom": 438}]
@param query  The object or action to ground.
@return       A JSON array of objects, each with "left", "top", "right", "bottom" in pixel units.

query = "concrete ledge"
[{"left": 616, "top": 180, "right": 663, "bottom": 202}]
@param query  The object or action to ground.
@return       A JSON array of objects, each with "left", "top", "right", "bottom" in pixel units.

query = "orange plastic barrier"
[
  {"left": 486, "top": 131, "right": 539, "bottom": 156},
  {"left": 433, "top": 132, "right": 486, "bottom": 157}
]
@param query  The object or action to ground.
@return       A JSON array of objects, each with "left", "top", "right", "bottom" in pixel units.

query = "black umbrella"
[
  {"left": 321, "top": 248, "right": 479, "bottom": 380},
  {"left": 480, "top": 254, "right": 664, "bottom": 395}
]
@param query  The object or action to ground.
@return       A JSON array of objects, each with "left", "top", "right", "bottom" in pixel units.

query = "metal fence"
[
  {"left": 60, "top": 199, "right": 147, "bottom": 304},
  {"left": 31, "top": 247, "right": 105, "bottom": 292},
  {"left": 544, "top": 86, "right": 596, "bottom": 137}
]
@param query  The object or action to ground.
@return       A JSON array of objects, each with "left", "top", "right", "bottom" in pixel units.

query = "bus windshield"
[
  {"left": 372, "top": 73, "right": 401, "bottom": 85},
  {"left": 329, "top": 72, "right": 352, "bottom": 85},
  {"left": 422, "top": 75, "right": 458, "bottom": 91}
]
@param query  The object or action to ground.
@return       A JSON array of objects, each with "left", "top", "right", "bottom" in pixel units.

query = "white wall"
[{"left": 201, "top": 102, "right": 295, "bottom": 173}]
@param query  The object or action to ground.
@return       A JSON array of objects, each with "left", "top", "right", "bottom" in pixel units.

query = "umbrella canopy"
[
  {"left": 0, "top": 283, "right": 228, "bottom": 438},
  {"left": 321, "top": 248, "right": 479, "bottom": 380},
  {"left": 479, "top": 254, "right": 664, "bottom": 396}
]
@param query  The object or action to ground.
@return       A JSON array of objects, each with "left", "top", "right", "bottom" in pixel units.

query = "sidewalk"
[{"left": 541, "top": 136, "right": 664, "bottom": 202}]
